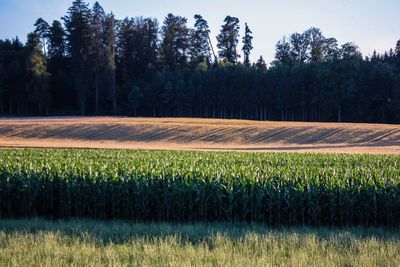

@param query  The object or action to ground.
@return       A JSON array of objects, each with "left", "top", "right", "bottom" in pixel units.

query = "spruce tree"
[
  {"left": 91, "top": 1, "right": 106, "bottom": 114},
  {"left": 63, "top": 0, "right": 92, "bottom": 115},
  {"left": 103, "top": 13, "right": 117, "bottom": 114},
  {"left": 242, "top": 23, "right": 253, "bottom": 67},
  {"left": 48, "top": 20, "right": 66, "bottom": 60},
  {"left": 160, "top": 14, "right": 190, "bottom": 70}
]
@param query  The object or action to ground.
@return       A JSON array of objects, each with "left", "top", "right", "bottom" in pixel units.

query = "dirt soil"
[{"left": 1, "top": 117, "right": 400, "bottom": 154}]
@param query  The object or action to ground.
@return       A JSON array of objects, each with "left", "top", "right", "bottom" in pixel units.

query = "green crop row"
[{"left": 0, "top": 148, "right": 399, "bottom": 226}]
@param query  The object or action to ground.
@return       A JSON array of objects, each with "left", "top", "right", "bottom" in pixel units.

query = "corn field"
[{"left": 0, "top": 148, "right": 399, "bottom": 226}]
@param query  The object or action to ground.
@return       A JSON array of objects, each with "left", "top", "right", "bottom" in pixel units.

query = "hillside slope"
[{"left": 0, "top": 117, "right": 399, "bottom": 154}]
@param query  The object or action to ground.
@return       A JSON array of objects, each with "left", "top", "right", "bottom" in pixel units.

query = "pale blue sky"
[{"left": 0, "top": 0, "right": 398, "bottom": 63}]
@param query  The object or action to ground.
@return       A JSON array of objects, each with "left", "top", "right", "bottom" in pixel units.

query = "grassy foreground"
[{"left": 0, "top": 219, "right": 399, "bottom": 267}]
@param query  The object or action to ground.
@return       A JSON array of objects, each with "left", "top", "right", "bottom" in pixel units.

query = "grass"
[{"left": 0, "top": 219, "right": 399, "bottom": 267}]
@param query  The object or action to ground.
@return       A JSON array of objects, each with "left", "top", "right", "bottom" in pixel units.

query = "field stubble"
[{"left": 1, "top": 117, "right": 400, "bottom": 154}]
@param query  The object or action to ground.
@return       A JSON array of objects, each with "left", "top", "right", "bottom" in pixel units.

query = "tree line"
[{"left": 0, "top": 0, "right": 399, "bottom": 123}]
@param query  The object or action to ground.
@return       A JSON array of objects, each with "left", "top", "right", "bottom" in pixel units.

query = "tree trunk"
[
  {"left": 9, "top": 98, "right": 12, "bottom": 115},
  {"left": 95, "top": 73, "right": 99, "bottom": 115},
  {"left": 111, "top": 71, "right": 117, "bottom": 115},
  {"left": 264, "top": 105, "right": 267, "bottom": 121}
]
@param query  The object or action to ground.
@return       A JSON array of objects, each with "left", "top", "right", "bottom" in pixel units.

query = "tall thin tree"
[
  {"left": 63, "top": 0, "right": 92, "bottom": 115},
  {"left": 104, "top": 13, "right": 117, "bottom": 114},
  {"left": 242, "top": 23, "right": 253, "bottom": 67},
  {"left": 91, "top": 1, "right": 106, "bottom": 114}
]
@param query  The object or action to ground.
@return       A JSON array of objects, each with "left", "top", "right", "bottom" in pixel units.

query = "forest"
[{"left": 0, "top": 0, "right": 399, "bottom": 123}]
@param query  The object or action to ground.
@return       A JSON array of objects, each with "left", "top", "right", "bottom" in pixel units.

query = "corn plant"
[{"left": 0, "top": 148, "right": 399, "bottom": 226}]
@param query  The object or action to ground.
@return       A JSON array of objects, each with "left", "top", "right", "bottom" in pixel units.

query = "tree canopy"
[{"left": 0, "top": 0, "right": 399, "bottom": 124}]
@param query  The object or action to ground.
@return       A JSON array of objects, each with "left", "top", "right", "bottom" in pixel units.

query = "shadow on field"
[
  {"left": 196, "top": 142, "right": 400, "bottom": 152},
  {"left": 2, "top": 122, "right": 400, "bottom": 147},
  {"left": 0, "top": 218, "right": 399, "bottom": 246}
]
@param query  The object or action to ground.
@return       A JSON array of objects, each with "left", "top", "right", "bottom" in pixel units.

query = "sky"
[{"left": 0, "top": 0, "right": 399, "bottom": 63}]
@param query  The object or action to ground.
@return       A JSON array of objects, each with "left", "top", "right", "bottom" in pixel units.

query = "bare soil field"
[{"left": 0, "top": 116, "right": 400, "bottom": 154}]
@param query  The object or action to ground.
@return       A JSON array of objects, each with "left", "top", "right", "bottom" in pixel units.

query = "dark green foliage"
[
  {"left": 90, "top": 1, "right": 106, "bottom": 114},
  {"left": 0, "top": 0, "right": 399, "bottom": 123},
  {"left": 341, "top": 42, "right": 362, "bottom": 60},
  {"left": 63, "top": 0, "right": 93, "bottom": 115},
  {"left": 48, "top": 20, "right": 66, "bottom": 60},
  {"left": 254, "top": 56, "right": 267, "bottom": 71},
  {"left": 33, "top": 18, "right": 50, "bottom": 56},
  {"left": 0, "top": 149, "right": 399, "bottom": 227},
  {"left": 274, "top": 37, "right": 292, "bottom": 65},
  {"left": 289, "top": 32, "right": 309, "bottom": 63},
  {"left": 217, "top": 16, "right": 240, "bottom": 63},
  {"left": 189, "top": 15, "right": 212, "bottom": 65},
  {"left": 104, "top": 14, "right": 117, "bottom": 114},
  {"left": 0, "top": 38, "right": 26, "bottom": 115},
  {"left": 274, "top": 27, "right": 357, "bottom": 65},
  {"left": 242, "top": 23, "right": 253, "bottom": 67},
  {"left": 25, "top": 32, "right": 50, "bottom": 114},
  {"left": 116, "top": 17, "right": 158, "bottom": 83},
  {"left": 307, "top": 27, "right": 326, "bottom": 62},
  {"left": 160, "top": 14, "right": 190, "bottom": 70}
]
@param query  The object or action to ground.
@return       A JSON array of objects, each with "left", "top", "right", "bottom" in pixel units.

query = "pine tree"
[
  {"left": 255, "top": 56, "right": 267, "bottom": 71},
  {"left": 2, "top": 38, "right": 25, "bottom": 115},
  {"left": 189, "top": 15, "right": 212, "bottom": 65},
  {"left": 395, "top": 39, "right": 400, "bottom": 56},
  {"left": 103, "top": 13, "right": 117, "bottom": 114},
  {"left": 242, "top": 23, "right": 253, "bottom": 67},
  {"left": 47, "top": 20, "right": 69, "bottom": 112},
  {"left": 116, "top": 17, "right": 135, "bottom": 84},
  {"left": 116, "top": 17, "right": 158, "bottom": 82},
  {"left": 34, "top": 18, "right": 50, "bottom": 56},
  {"left": 160, "top": 14, "right": 190, "bottom": 70},
  {"left": 63, "top": 0, "right": 92, "bottom": 115},
  {"left": 48, "top": 20, "right": 66, "bottom": 60},
  {"left": 91, "top": 1, "right": 106, "bottom": 114},
  {"left": 217, "top": 16, "right": 240, "bottom": 63},
  {"left": 25, "top": 32, "right": 50, "bottom": 114}
]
